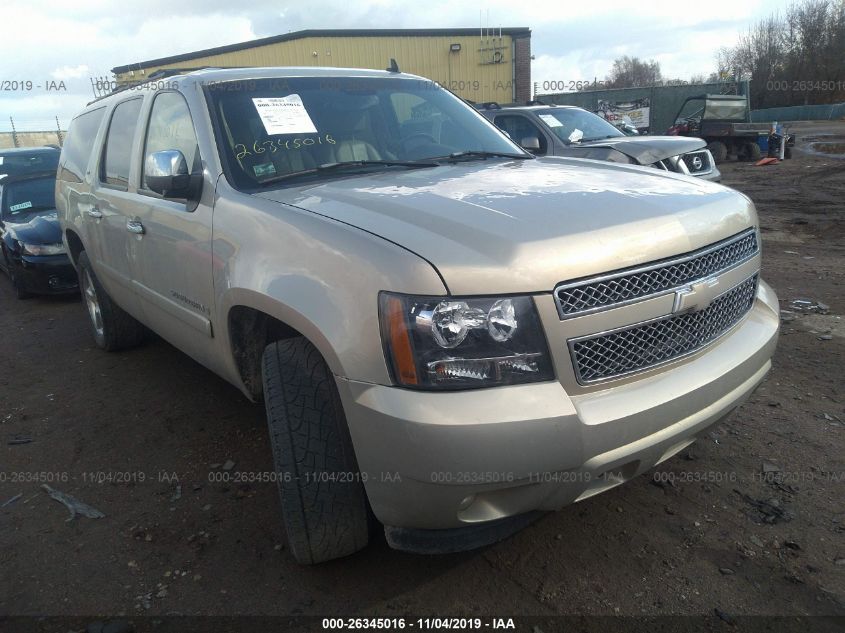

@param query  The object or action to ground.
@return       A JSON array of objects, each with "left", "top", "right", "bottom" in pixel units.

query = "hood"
[
  {"left": 6, "top": 211, "right": 62, "bottom": 245},
  {"left": 256, "top": 157, "right": 755, "bottom": 295},
  {"left": 578, "top": 135, "right": 706, "bottom": 163}
]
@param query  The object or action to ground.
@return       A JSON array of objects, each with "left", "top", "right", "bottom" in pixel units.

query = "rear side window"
[
  {"left": 101, "top": 98, "right": 143, "bottom": 189},
  {"left": 142, "top": 92, "right": 200, "bottom": 189},
  {"left": 58, "top": 108, "right": 105, "bottom": 183}
]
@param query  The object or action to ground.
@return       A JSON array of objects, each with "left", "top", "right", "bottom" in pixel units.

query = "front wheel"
[
  {"left": 9, "top": 268, "right": 31, "bottom": 300},
  {"left": 77, "top": 251, "right": 146, "bottom": 351},
  {"left": 261, "top": 337, "right": 370, "bottom": 564}
]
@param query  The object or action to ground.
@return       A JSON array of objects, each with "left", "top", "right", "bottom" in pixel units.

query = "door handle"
[
  {"left": 126, "top": 219, "right": 145, "bottom": 235},
  {"left": 87, "top": 207, "right": 103, "bottom": 219}
]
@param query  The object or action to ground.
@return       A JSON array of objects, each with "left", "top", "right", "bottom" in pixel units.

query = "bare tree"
[
  {"left": 606, "top": 56, "right": 663, "bottom": 88},
  {"left": 720, "top": 0, "right": 845, "bottom": 108}
]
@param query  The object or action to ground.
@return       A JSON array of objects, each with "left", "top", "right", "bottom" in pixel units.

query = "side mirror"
[
  {"left": 520, "top": 136, "right": 541, "bottom": 152},
  {"left": 144, "top": 150, "right": 191, "bottom": 197}
]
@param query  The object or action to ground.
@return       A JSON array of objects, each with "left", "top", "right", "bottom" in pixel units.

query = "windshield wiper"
[
  {"left": 576, "top": 135, "right": 620, "bottom": 143},
  {"left": 258, "top": 159, "right": 438, "bottom": 186},
  {"left": 432, "top": 150, "right": 532, "bottom": 162}
]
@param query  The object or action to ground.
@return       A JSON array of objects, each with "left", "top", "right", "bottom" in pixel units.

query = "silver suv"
[
  {"left": 57, "top": 68, "right": 779, "bottom": 564},
  {"left": 477, "top": 103, "right": 720, "bottom": 180}
]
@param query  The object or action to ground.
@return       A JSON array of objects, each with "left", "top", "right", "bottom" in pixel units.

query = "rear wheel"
[
  {"left": 741, "top": 142, "right": 761, "bottom": 162},
  {"left": 261, "top": 337, "right": 370, "bottom": 564},
  {"left": 707, "top": 141, "right": 727, "bottom": 163},
  {"left": 77, "top": 251, "right": 146, "bottom": 351}
]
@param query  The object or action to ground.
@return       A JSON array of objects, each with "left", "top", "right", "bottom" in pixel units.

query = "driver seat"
[
  {"left": 330, "top": 106, "right": 383, "bottom": 162},
  {"left": 333, "top": 139, "right": 382, "bottom": 162}
]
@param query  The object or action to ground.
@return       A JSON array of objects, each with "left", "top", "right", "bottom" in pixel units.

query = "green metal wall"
[
  {"left": 537, "top": 81, "right": 750, "bottom": 134},
  {"left": 751, "top": 102, "right": 845, "bottom": 122}
]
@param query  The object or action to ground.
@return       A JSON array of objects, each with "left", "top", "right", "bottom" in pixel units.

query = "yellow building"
[{"left": 111, "top": 28, "right": 532, "bottom": 104}]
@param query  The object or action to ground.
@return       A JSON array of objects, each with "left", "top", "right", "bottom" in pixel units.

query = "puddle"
[
  {"left": 812, "top": 142, "right": 845, "bottom": 154},
  {"left": 802, "top": 134, "right": 845, "bottom": 158}
]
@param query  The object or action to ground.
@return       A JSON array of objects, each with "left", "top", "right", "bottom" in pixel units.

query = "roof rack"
[
  {"left": 87, "top": 67, "right": 223, "bottom": 105},
  {"left": 525, "top": 99, "right": 552, "bottom": 106}
]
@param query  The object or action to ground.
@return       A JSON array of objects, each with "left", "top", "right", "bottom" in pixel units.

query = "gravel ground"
[{"left": 1, "top": 123, "right": 843, "bottom": 631}]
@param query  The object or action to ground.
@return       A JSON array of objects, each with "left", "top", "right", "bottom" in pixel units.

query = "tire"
[
  {"left": 261, "top": 337, "right": 370, "bottom": 564},
  {"left": 9, "top": 269, "right": 31, "bottom": 300},
  {"left": 707, "top": 141, "right": 727, "bottom": 163},
  {"left": 77, "top": 251, "right": 146, "bottom": 351},
  {"left": 742, "top": 142, "right": 761, "bottom": 162},
  {"left": 785, "top": 146, "right": 793, "bottom": 159}
]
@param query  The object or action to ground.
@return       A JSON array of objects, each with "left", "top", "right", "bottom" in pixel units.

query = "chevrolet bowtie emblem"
[{"left": 673, "top": 276, "right": 721, "bottom": 314}]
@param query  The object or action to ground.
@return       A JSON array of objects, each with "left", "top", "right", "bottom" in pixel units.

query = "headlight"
[
  {"left": 379, "top": 292, "right": 555, "bottom": 390},
  {"left": 21, "top": 242, "right": 66, "bottom": 256}
]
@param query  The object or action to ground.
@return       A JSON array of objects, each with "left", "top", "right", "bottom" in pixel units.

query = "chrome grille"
[
  {"left": 569, "top": 274, "right": 758, "bottom": 384},
  {"left": 682, "top": 150, "right": 713, "bottom": 174},
  {"left": 554, "top": 229, "right": 758, "bottom": 319}
]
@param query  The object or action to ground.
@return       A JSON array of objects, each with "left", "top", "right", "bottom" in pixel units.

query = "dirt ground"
[{"left": 1, "top": 123, "right": 843, "bottom": 631}]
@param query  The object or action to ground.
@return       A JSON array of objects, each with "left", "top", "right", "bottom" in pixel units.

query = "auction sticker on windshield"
[
  {"left": 538, "top": 114, "right": 563, "bottom": 127},
  {"left": 252, "top": 95, "right": 318, "bottom": 135},
  {"left": 9, "top": 201, "right": 32, "bottom": 212}
]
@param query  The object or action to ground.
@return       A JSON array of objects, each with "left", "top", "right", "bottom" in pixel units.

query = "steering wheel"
[{"left": 401, "top": 133, "right": 438, "bottom": 151}]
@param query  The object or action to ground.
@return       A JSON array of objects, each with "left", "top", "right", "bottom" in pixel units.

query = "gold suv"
[{"left": 57, "top": 67, "right": 779, "bottom": 563}]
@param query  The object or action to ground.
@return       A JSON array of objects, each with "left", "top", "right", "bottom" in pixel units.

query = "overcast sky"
[{"left": 1, "top": 0, "right": 793, "bottom": 131}]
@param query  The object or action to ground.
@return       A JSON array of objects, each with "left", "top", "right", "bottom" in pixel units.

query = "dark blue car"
[{"left": 0, "top": 170, "right": 78, "bottom": 298}]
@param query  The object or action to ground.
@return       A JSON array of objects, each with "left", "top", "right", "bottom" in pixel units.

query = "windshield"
[
  {"left": 704, "top": 99, "right": 747, "bottom": 121},
  {"left": 1, "top": 176, "right": 57, "bottom": 220},
  {"left": 205, "top": 77, "right": 525, "bottom": 189},
  {"left": 535, "top": 108, "right": 623, "bottom": 144},
  {"left": 0, "top": 151, "right": 59, "bottom": 178},
  {"left": 678, "top": 98, "right": 747, "bottom": 122}
]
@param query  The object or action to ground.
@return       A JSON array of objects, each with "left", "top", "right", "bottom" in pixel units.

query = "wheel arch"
[
  {"left": 224, "top": 290, "right": 348, "bottom": 401},
  {"left": 64, "top": 229, "right": 85, "bottom": 266}
]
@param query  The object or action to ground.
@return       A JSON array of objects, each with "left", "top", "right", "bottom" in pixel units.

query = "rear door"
[
  {"left": 89, "top": 97, "right": 145, "bottom": 317},
  {"left": 130, "top": 91, "right": 216, "bottom": 358}
]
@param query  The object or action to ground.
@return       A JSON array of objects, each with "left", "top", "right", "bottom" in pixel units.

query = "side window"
[
  {"left": 100, "top": 98, "right": 143, "bottom": 189},
  {"left": 494, "top": 115, "right": 548, "bottom": 155},
  {"left": 142, "top": 92, "right": 200, "bottom": 191},
  {"left": 58, "top": 108, "right": 106, "bottom": 183}
]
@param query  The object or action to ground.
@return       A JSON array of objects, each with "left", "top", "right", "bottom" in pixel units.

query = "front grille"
[
  {"left": 554, "top": 229, "right": 758, "bottom": 318},
  {"left": 682, "top": 150, "right": 713, "bottom": 174},
  {"left": 569, "top": 274, "right": 758, "bottom": 384}
]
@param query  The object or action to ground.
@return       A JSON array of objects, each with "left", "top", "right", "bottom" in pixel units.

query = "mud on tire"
[
  {"left": 77, "top": 251, "right": 146, "bottom": 351},
  {"left": 261, "top": 337, "right": 370, "bottom": 564}
]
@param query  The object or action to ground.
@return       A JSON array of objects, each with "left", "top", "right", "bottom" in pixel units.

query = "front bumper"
[
  {"left": 14, "top": 253, "right": 78, "bottom": 295},
  {"left": 337, "top": 280, "right": 779, "bottom": 532},
  {"left": 696, "top": 166, "right": 722, "bottom": 182}
]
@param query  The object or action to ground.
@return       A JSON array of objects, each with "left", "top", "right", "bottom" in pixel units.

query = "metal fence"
[
  {"left": 751, "top": 102, "right": 845, "bottom": 123},
  {"left": 0, "top": 117, "right": 66, "bottom": 148},
  {"left": 535, "top": 81, "right": 749, "bottom": 135}
]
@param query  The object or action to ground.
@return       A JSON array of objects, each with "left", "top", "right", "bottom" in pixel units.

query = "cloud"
[
  {"left": 52, "top": 65, "right": 90, "bottom": 80},
  {"left": 0, "top": 0, "right": 794, "bottom": 130}
]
